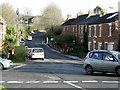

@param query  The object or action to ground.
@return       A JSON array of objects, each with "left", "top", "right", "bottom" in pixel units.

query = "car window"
[
  {"left": 32, "top": 49, "right": 43, "bottom": 53},
  {"left": 91, "top": 52, "right": 102, "bottom": 60},
  {"left": 89, "top": 52, "right": 93, "bottom": 58},
  {"left": 103, "top": 53, "right": 114, "bottom": 61}
]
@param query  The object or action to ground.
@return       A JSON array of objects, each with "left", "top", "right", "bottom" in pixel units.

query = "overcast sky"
[{"left": 0, "top": 0, "right": 120, "bottom": 19}]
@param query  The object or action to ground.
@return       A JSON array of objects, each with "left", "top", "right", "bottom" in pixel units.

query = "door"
[
  {"left": 90, "top": 52, "right": 103, "bottom": 71},
  {"left": 102, "top": 52, "right": 118, "bottom": 72}
]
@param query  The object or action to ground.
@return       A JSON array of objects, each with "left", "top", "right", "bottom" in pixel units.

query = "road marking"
[
  {"left": 7, "top": 81, "right": 24, "bottom": 84},
  {"left": 82, "top": 81, "right": 98, "bottom": 83},
  {"left": 102, "top": 81, "right": 119, "bottom": 83},
  {"left": 12, "top": 64, "right": 26, "bottom": 69},
  {"left": 26, "top": 81, "right": 40, "bottom": 83},
  {"left": 43, "top": 81, "right": 59, "bottom": 84},
  {"left": 64, "top": 81, "right": 82, "bottom": 89},
  {"left": 64, "top": 81, "right": 78, "bottom": 83},
  {"left": 0, "top": 81, "right": 5, "bottom": 83}
]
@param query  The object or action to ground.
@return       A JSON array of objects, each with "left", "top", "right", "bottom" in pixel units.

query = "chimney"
[
  {"left": 88, "top": 10, "right": 94, "bottom": 16},
  {"left": 77, "top": 11, "right": 83, "bottom": 17},
  {"left": 67, "top": 14, "right": 72, "bottom": 20}
]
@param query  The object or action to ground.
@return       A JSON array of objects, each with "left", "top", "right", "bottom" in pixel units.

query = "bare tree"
[
  {"left": 0, "top": 3, "right": 16, "bottom": 24},
  {"left": 23, "top": 7, "right": 33, "bottom": 16},
  {"left": 41, "top": 3, "right": 64, "bottom": 30}
]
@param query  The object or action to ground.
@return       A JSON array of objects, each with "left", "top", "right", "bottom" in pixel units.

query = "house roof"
[
  {"left": 62, "top": 18, "right": 76, "bottom": 26},
  {"left": 73, "top": 14, "right": 88, "bottom": 25},
  {"left": 77, "top": 15, "right": 100, "bottom": 25},
  {"left": 62, "top": 14, "right": 88, "bottom": 26},
  {"left": 90, "top": 12, "right": 118, "bottom": 25}
]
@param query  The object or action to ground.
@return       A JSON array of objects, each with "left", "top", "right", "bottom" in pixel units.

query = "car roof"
[{"left": 90, "top": 50, "right": 119, "bottom": 53}]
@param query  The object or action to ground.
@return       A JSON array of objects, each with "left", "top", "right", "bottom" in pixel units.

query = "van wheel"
[
  {"left": 85, "top": 65, "right": 93, "bottom": 75},
  {"left": 42, "top": 58, "right": 44, "bottom": 60},
  {"left": 116, "top": 67, "right": 120, "bottom": 76},
  {"left": 0, "top": 63, "right": 3, "bottom": 70}
]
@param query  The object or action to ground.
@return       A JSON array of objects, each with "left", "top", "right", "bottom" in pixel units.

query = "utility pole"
[{"left": 16, "top": 8, "right": 20, "bottom": 46}]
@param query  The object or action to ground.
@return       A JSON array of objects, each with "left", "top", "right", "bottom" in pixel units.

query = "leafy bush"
[{"left": 12, "top": 46, "right": 26, "bottom": 62}]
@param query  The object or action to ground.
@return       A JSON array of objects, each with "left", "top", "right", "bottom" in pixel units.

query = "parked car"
[
  {"left": 28, "top": 36, "right": 32, "bottom": 41},
  {"left": 0, "top": 58, "right": 13, "bottom": 70},
  {"left": 20, "top": 41, "right": 25, "bottom": 46},
  {"left": 30, "top": 48, "right": 44, "bottom": 60},
  {"left": 84, "top": 50, "right": 120, "bottom": 76}
]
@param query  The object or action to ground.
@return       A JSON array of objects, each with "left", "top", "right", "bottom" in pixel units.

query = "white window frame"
[
  {"left": 98, "top": 42, "right": 102, "bottom": 50},
  {"left": 88, "top": 25, "right": 91, "bottom": 37},
  {"left": 93, "top": 25, "right": 97, "bottom": 38},
  {"left": 99, "top": 24, "right": 102, "bottom": 37},
  {"left": 81, "top": 26, "right": 83, "bottom": 34},
  {"left": 88, "top": 42, "right": 91, "bottom": 51},
  {"left": 108, "top": 23, "right": 112, "bottom": 37},
  {"left": 72, "top": 26, "right": 74, "bottom": 32},
  {"left": 93, "top": 41, "right": 96, "bottom": 50},
  {"left": 107, "top": 42, "right": 114, "bottom": 51}
]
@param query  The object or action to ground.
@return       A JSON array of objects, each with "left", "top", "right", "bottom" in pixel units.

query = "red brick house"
[
  {"left": 88, "top": 12, "right": 119, "bottom": 51},
  {"left": 0, "top": 16, "right": 6, "bottom": 51},
  {"left": 62, "top": 14, "right": 88, "bottom": 43},
  {"left": 62, "top": 12, "right": 119, "bottom": 51}
]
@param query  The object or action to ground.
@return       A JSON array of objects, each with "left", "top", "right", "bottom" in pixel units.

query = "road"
[{"left": 1, "top": 32, "right": 120, "bottom": 90}]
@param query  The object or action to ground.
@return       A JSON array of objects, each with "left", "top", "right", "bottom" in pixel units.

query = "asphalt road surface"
[{"left": 1, "top": 32, "right": 120, "bottom": 90}]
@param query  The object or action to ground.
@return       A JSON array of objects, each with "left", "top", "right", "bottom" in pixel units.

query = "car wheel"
[
  {"left": 116, "top": 67, "right": 120, "bottom": 76},
  {"left": 41, "top": 58, "right": 44, "bottom": 60},
  {"left": 0, "top": 63, "right": 3, "bottom": 70},
  {"left": 85, "top": 65, "right": 93, "bottom": 75}
]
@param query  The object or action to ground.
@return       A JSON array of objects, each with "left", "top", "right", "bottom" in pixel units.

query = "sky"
[{"left": 0, "top": 0, "right": 120, "bottom": 19}]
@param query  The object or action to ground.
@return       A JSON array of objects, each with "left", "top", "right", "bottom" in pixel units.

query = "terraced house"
[
  {"left": 0, "top": 16, "right": 6, "bottom": 51},
  {"left": 88, "top": 12, "right": 119, "bottom": 51},
  {"left": 62, "top": 12, "right": 120, "bottom": 51}
]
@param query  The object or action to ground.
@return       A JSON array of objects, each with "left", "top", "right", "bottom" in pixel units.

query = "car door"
[
  {"left": 90, "top": 52, "right": 103, "bottom": 71},
  {"left": 102, "top": 52, "right": 118, "bottom": 72}
]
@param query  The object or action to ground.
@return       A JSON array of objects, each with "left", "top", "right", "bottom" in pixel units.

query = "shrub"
[{"left": 12, "top": 46, "right": 26, "bottom": 62}]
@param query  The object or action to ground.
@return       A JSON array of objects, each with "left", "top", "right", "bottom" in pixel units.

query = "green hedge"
[{"left": 12, "top": 46, "right": 26, "bottom": 62}]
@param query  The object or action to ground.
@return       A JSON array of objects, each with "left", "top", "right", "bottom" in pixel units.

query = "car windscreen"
[
  {"left": 112, "top": 52, "right": 120, "bottom": 60},
  {"left": 32, "top": 49, "right": 44, "bottom": 53}
]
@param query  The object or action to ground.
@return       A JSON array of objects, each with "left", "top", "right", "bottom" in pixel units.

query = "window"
[
  {"left": 98, "top": 42, "right": 102, "bottom": 50},
  {"left": 91, "top": 52, "right": 102, "bottom": 60},
  {"left": 107, "top": 42, "right": 114, "bottom": 51},
  {"left": 72, "top": 26, "right": 74, "bottom": 32},
  {"left": 88, "top": 26, "right": 91, "bottom": 37},
  {"left": 93, "top": 25, "right": 97, "bottom": 37},
  {"left": 103, "top": 53, "right": 114, "bottom": 61},
  {"left": 88, "top": 42, "right": 91, "bottom": 51},
  {"left": 108, "top": 23, "right": 112, "bottom": 37},
  {"left": 99, "top": 24, "right": 102, "bottom": 37}
]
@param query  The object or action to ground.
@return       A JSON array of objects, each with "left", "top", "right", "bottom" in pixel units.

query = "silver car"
[{"left": 84, "top": 50, "right": 120, "bottom": 76}]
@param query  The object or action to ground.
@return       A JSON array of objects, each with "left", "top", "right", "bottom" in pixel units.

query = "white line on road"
[
  {"left": 102, "top": 81, "right": 119, "bottom": 83},
  {"left": 64, "top": 81, "right": 78, "bottom": 83},
  {"left": 12, "top": 64, "right": 26, "bottom": 69},
  {"left": 64, "top": 81, "right": 83, "bottom": 89},
  {"left": 7, "top": 81, "right": 24, "bottom": 84},
  {"left": 82, "top": 81, "right": 98, "bottom": 83},
  {"left": 26, "top": 81, "right": 40, "bottom": 83},
  {"left": 0, "top": 81, "right": 5, "bottom": 83},
  {"left": 43, "top": 81, "right": 59, "bottom": 84}
]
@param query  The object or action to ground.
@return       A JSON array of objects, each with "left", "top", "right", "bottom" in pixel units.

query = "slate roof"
[
  {"left": 62, "top": 18, "right": 75, "bottom": 26},
  {"left": 72, "top": 14, "right": 88, "bottom": 25},
  {"left": 90, "top": 12, "right": 118, "bottom": 25},
  {"left": 62, "top": 12, "right": 118, "bottom": 26},
  {"left": 77, "top": 15, "right": 100, "bottom": 25},
  {"left": 62, "top": 14, "right": 88, "bottom": 26}
]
